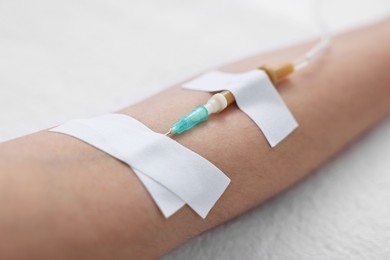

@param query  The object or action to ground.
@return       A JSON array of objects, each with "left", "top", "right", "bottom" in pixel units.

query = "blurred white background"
[{"left": 0, "top": 0, "right": 389, "bottom": 259}]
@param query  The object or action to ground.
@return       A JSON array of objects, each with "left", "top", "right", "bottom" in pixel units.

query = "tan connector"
[
  {"left": 217, "top": 63, "right": 294, "bottom": 110},
  {"left": 221, "top": 90, "right": 235, "bottom": 106},
  {"left": 258, "top": 63, "right": 294, "bottom": 84}
]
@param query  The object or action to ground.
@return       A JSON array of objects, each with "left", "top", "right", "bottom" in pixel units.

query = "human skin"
[{"left": 0, "top": 19, "right": 389, "bottom": 259}]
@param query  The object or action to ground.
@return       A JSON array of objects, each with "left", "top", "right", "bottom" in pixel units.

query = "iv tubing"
[
  {"left": 165, "top": 0, "right": 331, "bottom": 137},
  {"left": 293, "top": 0, "right": 331, "bottom": 71}
]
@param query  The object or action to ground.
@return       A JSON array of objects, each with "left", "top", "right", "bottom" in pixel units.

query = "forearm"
[{"left": 0, "top": 20, "right": 389, "bottom": 259}]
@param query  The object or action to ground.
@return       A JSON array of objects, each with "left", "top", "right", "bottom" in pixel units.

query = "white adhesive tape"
[
  {"left": 183, "top": 70, "right": 298, "bottom": 147},
  {"left": 50, "top": 114, "right": 230, "bottom": 218}
]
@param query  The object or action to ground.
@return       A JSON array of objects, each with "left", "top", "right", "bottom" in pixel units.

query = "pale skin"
[{"left": 0, "top": 20, "right": 389, "bottom": 259}]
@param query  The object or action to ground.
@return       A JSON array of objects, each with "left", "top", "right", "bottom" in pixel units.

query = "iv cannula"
[{"left": 164, "top": 63, "right": 295, "bottom": 137}]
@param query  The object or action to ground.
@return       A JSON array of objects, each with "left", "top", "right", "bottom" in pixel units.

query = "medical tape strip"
[
  {"left": 50, "top": 114, "right": 230, "bottom": 218},
  {"left": 182, "top": 70, "right": 298, "bottom": 147}
]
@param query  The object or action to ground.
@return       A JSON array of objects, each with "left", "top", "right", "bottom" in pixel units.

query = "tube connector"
[
  {"left": 204, "top": 93, "right": 228, "bottom": 114},
  {"left": 259, "top": 63, "right": 294, "bottom": 84}
]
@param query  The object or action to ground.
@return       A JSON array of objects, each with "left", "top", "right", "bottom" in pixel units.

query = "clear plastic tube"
[{"left": 293, "top": 0, "right": 331, "bottom": 71}]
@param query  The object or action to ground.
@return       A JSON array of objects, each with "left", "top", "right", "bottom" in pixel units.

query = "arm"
[{"left": 0, "top": 20, "right": 389, "bottom": 259}]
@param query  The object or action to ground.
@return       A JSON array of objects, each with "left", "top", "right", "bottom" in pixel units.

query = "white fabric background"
[{"left": 0, "top": 0, "right": 389, "bottom": 259}]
